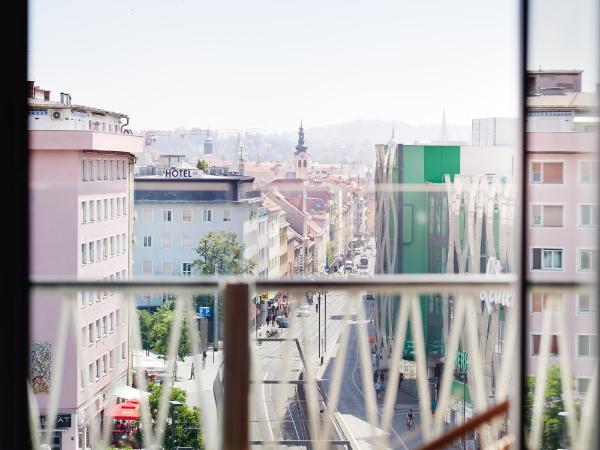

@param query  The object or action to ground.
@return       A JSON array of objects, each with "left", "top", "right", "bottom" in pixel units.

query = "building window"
[
  {"left": 97, "top": 200, "right": 102, "bottom": 221},
  {"left": 579, "top": 161, "right": 597, "bottom": 184},
  {"left": 104, "top": 199, "right": 108, "bottom": 220},
  {"left": 96, "top": 359, "right": 100, "bottom": 379},
  {"left": 162, "top": 261, "right": 172, "bottom": 274},
  {"left": 110, "top": 312, "right": 114, "bottom": 331},
  {"left": 116, "top": 234, "right": 121, "bottom": 254},
  {"left": 223, "top": 208, "right": 232, "bottom": 222},
  {"left": 116, "top": 161, "right": 121, "bottom": 180},
  {"left": 103, "top": 160, "right": 108, "bottom": 180},
  {"left": 577, "top": 249, "right": 598, "bottom": 272},
  {"left": 579, "top": 204, "right": 598, "bottom": 227},
  {"left": 102, "top": 354, "right": 107, "bottom": 375},
  {"left": 576, "top": 378, "right": 591, "bottom": 399},
  {"left": 102, "top": 316, "right": 107, "bottom": 335},
  {"left": 531, "top": 161, "right": 564, "bottom": 184},
  {"left": 531, "top": 334, "right": 560, "bottom": 356},
  {"left": 110, "top": 199, "right": 115, "bottom": 218},
  {"left": 122, "top": 197, "right": 127, "bottom": 215},
  {"left": 182, "top": 262, "right": 193, "bottom": 276},
  {"left": 96, "top": 240, "right": 101, "bottom": 260},
  {"left": 162, "top": 234, "right": 172, "bottom": 249},
  {"left": 122, "top": 233, "right": 127, "bottom": 254},
  {"left": 163, "top": 210, "right": 173, "bottom": 222},
  {"left": 530, "top": 292, "right": 561, "bottom": 313},
  {"left": 143, "top": 235, "right": 152, "bottom": 248},
  {"left": 142, "top": 208, "right": 153, "bottom": 223},
  {"left": 88, "top": 242, "right": 94, "bottom": 263},
  {"left": 121, "top": 342, "right": 127, "bottom": 360},
  {"left": 81, "top": 244, "right": 87, "bottom": 265},
  {"left": 182, "top": 209, "right": 192, "bottom": 222},
  {"left": 89, "top": 200, "right": 95, "bottom": 222},
  {"left": 103, "top": 238, "right": 108, "bottom": 259},
  {"left": 577, "top": 335, "right": 598, "bottom": 357},
  {"left": 95, "top": 319, "right": 101, "bottom": 341},
  {"left": 79, "top": 292, "right": 86, "bottom": 308},
  {"left": 143, "top": 260, "right": 153, "bottom": 274},
  {"left": 88, "top": 323, "right": 93, "bottom": 344},
  {"left": 531, "top": 204, "right": 563, "bottom": 227},
  {"left": 81, "top": 160, "right": 87, "bottom": 181},
  {"left": 88, "top": 364, "right": 94, "bottom": 385},
  {"left": 81, "top": 326, "right": 87, "bottom": 348},
  {"left": 110, "top": 160, "right": 115, "bottom": 180},
  {"left": 183, "top": 234, "right": 192, "bottom": 249},
  {"left": 109, "top": 350, "right": 114, "bottom": 369},
  {"left": 82, "top": 201, "right": 88, "bottom": 224},
  {"left": 531, "top": 248, "right": 563, "bottom": 270},
  {"left": 203, "top": 209, "right": 212, "bottom": 222},
  {"left": 116, "top": 309, "right": 120, "bottom": 328},
  {"left": 578, "top": 292, "right": 597, "bottom": 313},
  {"left": 116, "top": 198, "right": 121, "bottom": 216},
  {"left": 122, "top": 161, "right": 127, "bottom": 179},
  {"left": 110, "top": 236, "right": 115, "bottom": 256}
]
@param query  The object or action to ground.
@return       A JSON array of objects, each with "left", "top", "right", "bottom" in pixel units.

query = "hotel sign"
[
  {"left": 164, "top": 169, "right": 192, "bottom": 178},
  {"left": 39, "top": 413, "right": 72, "bottom": 429}
]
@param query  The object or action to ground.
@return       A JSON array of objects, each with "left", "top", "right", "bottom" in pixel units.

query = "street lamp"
[{"left": 169, "top": 400, "right": 183, "bottom": 449}]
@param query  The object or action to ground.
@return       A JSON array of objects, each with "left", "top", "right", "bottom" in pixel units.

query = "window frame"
[
  {"left": 531, "top": 247, "right": 565, "bottom": 272},
  {"left": 529, "top": 203, "right": 565, "bottom": 228},
  {"left": 529, "top": 160, "right": 565, "bottom": 185}
]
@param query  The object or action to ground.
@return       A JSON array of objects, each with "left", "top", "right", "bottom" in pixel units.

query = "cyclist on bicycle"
[{"left": 405, "top": 408, "right": 414, "bottom": 429}]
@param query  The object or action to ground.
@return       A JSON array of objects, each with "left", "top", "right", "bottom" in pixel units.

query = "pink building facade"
[
  {"left": 29, "top": 84, "right": 143, "bottom": 449},
  {"left": 526, "top": 130, "right": 598, "bottom": 397}
]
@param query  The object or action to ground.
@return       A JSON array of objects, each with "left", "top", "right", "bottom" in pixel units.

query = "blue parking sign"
[{"left": 198, "top": 307, "right": 211, "bottom": 318}]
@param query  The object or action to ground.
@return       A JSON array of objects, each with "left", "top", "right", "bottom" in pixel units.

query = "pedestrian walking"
[
  {"left": 375, "top": 380, "right": 383, "bottom": 400},
  {"left": 202, "top": 350, "right": 207, "bottom": 369},
  {"left": 399, "top": 372, "right": 404, "bottom": 389},
  {"left": 266, "top": 315, "right": 271, "bottom": 327},
  {"left": 189, "top": 362, "right": 195, "bottom": 380},
  {"left": 373, "top": 370, "right": 379, "bottom": 384}
]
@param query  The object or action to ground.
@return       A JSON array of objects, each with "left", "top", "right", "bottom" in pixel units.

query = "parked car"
[
  {"left": 345, "top": 260, "right": 354, "bottom": 272},
  {"left": 354, "top": 247, "right": 363, "bottom": 256},
  {"left": 296, "top": 305, "right": 311, "bottom": 317},
  {"left": 276, "top": 316, "right": 289, "bottom": 328}
]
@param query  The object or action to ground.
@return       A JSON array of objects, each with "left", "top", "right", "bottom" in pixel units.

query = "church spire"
[
  {"left": 440, "top": 109, "right": 448, "bottom": 143},
  {"left": 295, "top": 119, "right": 308, "bottom": 154}
]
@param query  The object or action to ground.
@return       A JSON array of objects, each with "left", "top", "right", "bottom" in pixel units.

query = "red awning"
[{"left": 109, "top": 400, "right": 140, "bottom": 421}]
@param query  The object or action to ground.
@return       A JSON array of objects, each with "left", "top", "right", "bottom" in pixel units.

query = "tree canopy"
[
  {"left": 196, "top": 159, "right": 208, "bottom": 171},
  {"left": 192, "top": 231, "right": 255, "bottom": 275},
  {"left": 146, "top": 301, "right": 191, "bottom": 361}
]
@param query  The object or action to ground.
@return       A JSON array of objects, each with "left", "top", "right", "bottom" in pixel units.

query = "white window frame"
[
  {"left": 530, "top": 333, "right": 561, "bottom": 357},
  {"left": 82, "top": 201, "right": 87, "bottom": 224},
  {"left": 163, "top": 209, "right": 173, "bottom": 222},
  {"left": 577, "top": 247, "right": 598, "bottom": 272},
  {"left": 223, "top": 208, "right": 232, "bottom": 222},
  {"left": 182, "top": 234, "right": 193, "bottom": 249},
  {"left": 143, "top": 260, "right": 153, "bottom": 274},
  {"left": 142, "top": 208, "right": 153, "bottom": 223},
  {"left": 203, "top": 208, "right": 213, "bottom": 222},
  {"left": 578, "top": 204, "right": 598, "bottom": 227},
  {"left": 529, "top": 291, "right": 563, "bottom": 314},
  {"left": 577, "top": 291, "right": 597, "bottom": 314},
  {"left": 162, "top": 261, "right": 173, "bottom": 274},
  {"left": 578, "top": 160, "right": 597, "bottom": 185},
  {"left": 530, "top": 160, "right": 565, "bottom": 185},
  {"left": 182, "top": 262, "right": 193, "bottom": 276},
  {"left": 576, "top": 334, "right": 598, "bottom": 358},
  {"left": 530, "top": 203, "right": 565, "bottom": 228},
  {"left": 143, "top": 235, "right": 152, "bottom": 248},
  {"left": 182, "top": 208, "right": 192, "bottom": 222},
  {"left": 531, "top": 247, "right": 565, "bottom": 272},
  {"left": 162, "top": 234, "right": 172, "bottom": 249}
]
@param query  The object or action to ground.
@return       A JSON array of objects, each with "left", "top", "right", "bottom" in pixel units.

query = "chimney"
[
  {"left": 60, "top": 93, "right": 64, "bottom": 104},
  {"left": 44, "top": 90, "right": 50, "bottom": 101}
]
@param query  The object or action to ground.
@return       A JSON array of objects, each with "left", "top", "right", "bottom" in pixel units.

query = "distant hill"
[{"left": 136, "top": 120, "right": 471, "bottom": 164}]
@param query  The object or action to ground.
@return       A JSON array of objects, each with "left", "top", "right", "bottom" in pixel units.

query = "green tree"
[
  {"left": 138, "top": 309, "right": 154, "bottom": 352},
  {"left": 149, "top": 301, "right": 191, "bottom": 361},
  {"left": 148, "top": 383, "right": 203, "bottom": 450},
  {"left": 525, "top": 365, "right": 576, "bottom": 450},
  {"left": 196, "top": 159, "right": 208, "bottom": 171},
  {"left": 192, "top": 231, "right": 255, "bottom": 275}
]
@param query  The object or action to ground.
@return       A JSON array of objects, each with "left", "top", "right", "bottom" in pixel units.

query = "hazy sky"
[{"left": 29, "top": 0, "right": 596, "bottom": 133}]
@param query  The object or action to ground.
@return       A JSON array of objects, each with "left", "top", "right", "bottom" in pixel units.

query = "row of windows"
[
  {"left": 78, "top": 271, "right": 127, "bottom": 307},
  {"left": 81, "top": 196, "right": 127, "bottom": 224},
  {"left": 81, "top": 342, "right": 126, "bottom": 389},
  {"left": 530, "top": 204, "right": 598, "bottom": 227},
  {"left": 531, "top": 247, "right": 598, "bottom": 272},
  {"left": 81, "top": 158, "right": 128, "bottom": 182},
  {"left": 81, "top": 234, "right": 128, "bottom": 265},
  {"left": 530, "top": 333, "right": 598, "bottom": 358},
  {"left": 81, "top": 308, "right": 124, "bottom": 346},
  {"left": 140, "top": 207, "right": 231, "bottom": 223},
  {"left": 142, "top": 260, "right": 193, "bottom": 276},
  {"left": 529, "top": 291, "right": 597, "bottom": 314},
  {"left": 141, "top": 234, "right": 197, "bottom": 249},
  {"left": 530, "top": 160, "right": 597, "bottom": 185}
]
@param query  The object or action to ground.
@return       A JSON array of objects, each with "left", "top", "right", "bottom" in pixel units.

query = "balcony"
[
  {"left": 29, "top": 130, "right": 144, "bottom": 154},
  {"left": 526, "top": 132, "right": 598, "bottom": 153}
]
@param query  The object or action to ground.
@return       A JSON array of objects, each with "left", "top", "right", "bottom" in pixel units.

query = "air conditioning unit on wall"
[{"left": 51, "top": 110, "right": 62, "bottom": 120}]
